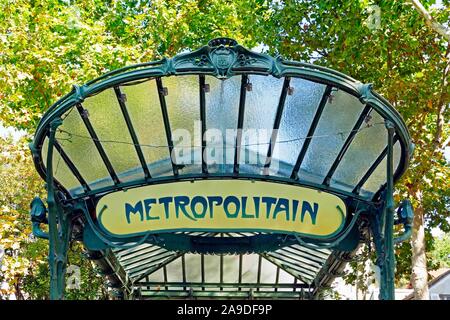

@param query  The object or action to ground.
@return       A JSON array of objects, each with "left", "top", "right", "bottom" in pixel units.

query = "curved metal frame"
[{"left": 30, "top": 38, "right": 412, "bottom": 200}]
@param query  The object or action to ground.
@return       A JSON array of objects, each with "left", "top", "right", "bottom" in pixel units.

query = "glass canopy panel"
[
  {"left": 185, "top": 254, "right": 201, "bottom": 282},
  {"left": 269, "top": 77, "right": 326, "bottom": 177},
  {"left": 39, "top": 74, "right": 406, "bottom": 202},
  {"left": 165, "top": 257, "right": 183, "bottom": 285},
  {"left": 204, "top": 255, "right": 221, "bottom": 283},
  {"left": 330, "top": 110, "right": 388, "bottom": 192},
  {"left": 259, "top": 258, "right": 278, "bottom": 285},
  {"left": 360, "top": 140, "right": 402, "bottom": 197},
  {"left": 298, "top": 89, "right": 366, "bottom": 184},
  {"left": 81, "top": 88, "right": 145, "bottom": 183},
  {"left": 164, "top": 75, "right": 201, "bottom": 174},
  {"left": 41, "top": 138, "right": 84, "bottom": 196},
  {"left": 204, "top": 76, "right": 241, "bottom": 173},
  {"left": 119, "top": 79, "right": 173, "bottom": 178},
  {"left": 54, "top": 107, "right": 114, "bottom": 190},
  {"left": 137, "top": 252, "right": 299, "bottom": 295},
  {"left": 221, "top": 255, "right": 240, "bottom": 291},
  {"left": 239, "top": 75, "right": 284, "bottom": 173},
  {"left": 111, "top": 238, "right": 329, "bottom": 297}
]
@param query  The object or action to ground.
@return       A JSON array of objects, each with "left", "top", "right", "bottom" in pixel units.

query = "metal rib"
[
  {"left": 353, "top": 135, "right": 399, "bottom": 194},
  {"left": 233, "top": 74, "right": 249, "bottom": 174},
  {"left": 155, "top": 77, "right": 178, "bottom": 176},
  {"left": 114, "top": 86, "right": 151, "bottom": 180},
  {"left": 199, "top": 75, "right": 208, "bottom": 174},
  {"left": 52, "top": 138, "right": 91, "bottom": 192},
  {"left": 323, "top": 105, "right": 372, "bottom": 186},
  {"left": 290, "top": 85, "right": 333, "bottom": 179},
  {"left": 76, "top": 103, "right": 120, "bottom": 184},
  {"left": 263, "top": 77, "right": 291, "bottom": 175}
]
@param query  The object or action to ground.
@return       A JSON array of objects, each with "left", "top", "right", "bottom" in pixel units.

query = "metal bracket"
[
  {"left": 294, "top": 207, "right": 364, "bottom": 251},
  {"left": 394, "top": 199, "right": 414, "bottom": 244},
  {"left": 30, "top": 197, "right": 49, "bottom": 239}
]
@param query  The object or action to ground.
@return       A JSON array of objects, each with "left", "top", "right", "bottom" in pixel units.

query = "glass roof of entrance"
[
  {"left": 93, "top": 232, "right": 351, "bottom": 299},
  {"left": 37, "top": 73, "right": 407, "bottom": 201}
]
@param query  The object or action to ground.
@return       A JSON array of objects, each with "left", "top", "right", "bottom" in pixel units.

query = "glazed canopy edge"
[{"left": 29, "top": 38, "right": 413, "bottom": 201}]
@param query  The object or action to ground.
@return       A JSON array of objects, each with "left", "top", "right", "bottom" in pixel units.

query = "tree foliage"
[
  {"left": 257, "top": 0, "right": 449, "bottom": 297},
  {"left": 429, "top": 233, "right": 450, "bottom": 268},
  {"left": 0, "top": 135, "right": 43, "bottom": 298},
  {"left": 0, "top": 0, "right": 270, "bottom": 130},
  {"left": 0, "top": 135, "right": 107, "bottom": 299}
]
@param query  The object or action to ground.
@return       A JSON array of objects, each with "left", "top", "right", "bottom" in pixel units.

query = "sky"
[{"left": 0, "top": 123, "right": 27, "bottom": 141}]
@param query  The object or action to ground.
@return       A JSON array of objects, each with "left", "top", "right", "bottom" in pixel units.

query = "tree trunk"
[
  {"left": 410, "top": 188, "right": 429, "bottom": 299},
  {"left": 409, "top": 0, "right": 450, "bottom": 41},
  {"left": 14, "top": 276, "right": 24, "bottom": 300}
]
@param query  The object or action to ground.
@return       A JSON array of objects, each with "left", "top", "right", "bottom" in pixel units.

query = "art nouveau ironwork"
[{"left": 29, "top": 38, "right": 414, "bottom": 300}]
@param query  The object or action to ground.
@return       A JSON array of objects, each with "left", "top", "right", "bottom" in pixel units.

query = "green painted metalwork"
[
  {"left": 380, "top": 121, "right": 396, "bottom": 300},
  {"left": 28, "top": 38, "right": 414, "bottom": 300},
  {"left": 30, "top": 197, "right": 49, "bottom": 239},
  {"left": 114, "top": 86, "right": 151, "bottom": 180},
  {"left": 46, "top": 119, "right": 72, "bottom": 300},
  {"left": 394, "top": 200, "right": 414, "bottom": 244},
  {"left": 30, "top": 39, "right": 412, "bottom": 193}
]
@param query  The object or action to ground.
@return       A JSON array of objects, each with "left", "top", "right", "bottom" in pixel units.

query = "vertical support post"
[
  {"left": 256, "top": 255, "right": 262, "bottom": 292},
  {"left": 47, "top": 119, "right": 72, "bottom": 300},
  {"left": 238, "top": 254, "right": 243, "bottom": 292},
  {"left": 201, "top": 254, "right": 205, "bottom": 291},
  {"left": 380, "top": 120, "right": 396, "bottom": 300},
  {"left": 181, "top": 254, "right": 186, "bottom": 290},
  {"left": 233, "top": 74, "right": 249, "bottom": 175},
  {"left": 274, "top": 266, "right": 280, "bottom": 292},
  {"left": 199, "top": 75, "right": 208, "bottom": 174}
]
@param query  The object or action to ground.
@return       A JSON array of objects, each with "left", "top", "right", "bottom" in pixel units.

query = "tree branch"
[
  {"left": 433, "top": 44, "right": 450, "bottom": 151},
  {"left": 409, "top": 0, "right": 450, "bottom": 42}
]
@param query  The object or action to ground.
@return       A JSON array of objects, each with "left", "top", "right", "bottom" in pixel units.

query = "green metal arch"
[{"left": 28, "top": 38, "right": 414, "bottom": 301}]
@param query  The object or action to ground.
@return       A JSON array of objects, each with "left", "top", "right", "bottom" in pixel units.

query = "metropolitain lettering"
[{"left": 125, "top": 195, "right": 319, "bottom": 224}]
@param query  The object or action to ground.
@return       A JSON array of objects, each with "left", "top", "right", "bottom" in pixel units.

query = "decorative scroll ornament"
[
  {"left": 211, "top": 45, "right": 236, "bottom": 77},
  {"left": 171, "top": 37, "right": 274, "bottom": 79}
]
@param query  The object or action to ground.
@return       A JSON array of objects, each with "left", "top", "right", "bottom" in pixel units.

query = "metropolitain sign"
[{"left": 96, "top": 180, "right": 347, "bottom": 239}]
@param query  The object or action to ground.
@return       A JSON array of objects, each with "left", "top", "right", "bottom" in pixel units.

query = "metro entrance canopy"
[{"left": 29, "top": 38, "right": 414, "bottom": 300}]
